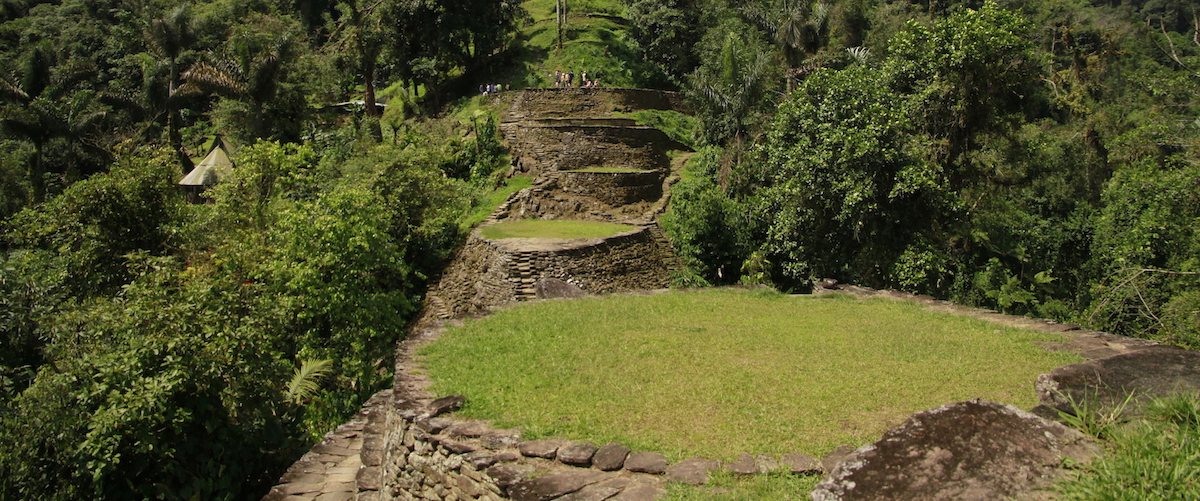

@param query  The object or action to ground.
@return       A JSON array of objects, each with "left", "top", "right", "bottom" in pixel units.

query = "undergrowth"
[{"left": 1056, "top": 393, "right": 1200, "bottom": 500}]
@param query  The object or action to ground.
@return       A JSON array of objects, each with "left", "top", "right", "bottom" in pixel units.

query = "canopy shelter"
[{"left": 179, "top": 138, "right": 233, "bottom": 203}]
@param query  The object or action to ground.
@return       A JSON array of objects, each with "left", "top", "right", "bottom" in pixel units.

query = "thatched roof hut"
[{"left": 179, "top": 138, "right": 234, "bottom": 203}]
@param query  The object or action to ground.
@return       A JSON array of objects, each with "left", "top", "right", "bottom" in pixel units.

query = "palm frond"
[
  {"left": 182, "top": 62, "right": 247, "bottom": 97},
  {"left": 285, "top": 359, "right": 333, "bottom": 405},
  {"left": 847, "top": 46, "right": 871, "bottom": 65},
  {"left": 0, "top": 74, "right": 30, "bottom": 103}
]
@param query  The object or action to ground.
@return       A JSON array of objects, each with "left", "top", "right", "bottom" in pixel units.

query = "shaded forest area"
[{"left": 0, "top": 0, "right": 1197, "bottom": 499}]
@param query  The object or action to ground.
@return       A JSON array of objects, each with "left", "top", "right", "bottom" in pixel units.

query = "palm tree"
[
  {"left": 745, "top": 0, "right": 830, "bottom": 68},
  {"left": 146, "top": 5, "right": 198, "bottom": 174},
  {"left": 0, "top": 45, "right": 107, "bottom": 203},
  {"left": 688, "top": 32, "right": 772, "bottom": 149},
  {"left": 182, "top": 31, "right": 296, "bottom": 139}
]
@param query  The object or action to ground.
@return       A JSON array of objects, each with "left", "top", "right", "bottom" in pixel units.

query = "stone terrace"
[{"left": 264, "top": 89, "right": 1200, "bottom": 501}]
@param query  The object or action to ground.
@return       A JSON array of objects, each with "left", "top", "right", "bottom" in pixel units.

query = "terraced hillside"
[{"left": 416, "top": 88, "right": 689, "bottom": 323}]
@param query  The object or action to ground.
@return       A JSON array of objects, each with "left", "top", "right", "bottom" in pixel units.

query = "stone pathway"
[{"left": 262, "top": 397, "right": 374, "bottom": 501}]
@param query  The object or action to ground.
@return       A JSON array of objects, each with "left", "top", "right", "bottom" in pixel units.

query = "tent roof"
[{"left": 178, "top": 143, "right": 233, "bottom": 186}]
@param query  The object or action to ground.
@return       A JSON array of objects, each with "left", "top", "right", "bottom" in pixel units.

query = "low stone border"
[{"left": 265, "top": 282, "right": 1178, "bottom": 501}]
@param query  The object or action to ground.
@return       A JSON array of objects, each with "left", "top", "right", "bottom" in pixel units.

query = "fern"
[{"left": 285, "top": 359, "right": 333, "bottom": 405}]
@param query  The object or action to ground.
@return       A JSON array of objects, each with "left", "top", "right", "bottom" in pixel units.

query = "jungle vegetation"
[{"left": 0, "top": 0, "right": 1196, "bottom": 498}]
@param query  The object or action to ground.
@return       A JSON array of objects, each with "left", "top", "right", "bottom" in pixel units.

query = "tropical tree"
[
  {"left": 0, "top": 44, "right": 108, "bottom": 203},
  {"left": 686, "top": 28, "right": 777, "bottom": 150},
  {"left": 146, "top": 5, "right": 198, "bottom": 173},
  {"left": 182, "top": 15, "right": 302, "bottom": 141}
]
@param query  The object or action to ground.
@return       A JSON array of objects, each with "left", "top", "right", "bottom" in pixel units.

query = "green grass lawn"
[
  {"left": 419, "top": 288, "right": 1081, "bottom": 461},
  {"left": 462, "top": 176, "right": 533, "bottom": 230},
  {"left": 479, "top": 219, "right": 635, "bottom": 239}
]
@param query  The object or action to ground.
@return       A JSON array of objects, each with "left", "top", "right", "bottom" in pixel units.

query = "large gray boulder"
[
  {"left": 1034, "top": 345, "right": 1200, "bottom": 418},
  {"left": 811, "top": 399, "right": 1099, "bottom": 501}
]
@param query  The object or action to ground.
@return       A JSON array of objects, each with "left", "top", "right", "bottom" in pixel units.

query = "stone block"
[
  {"left": 507, "top": 470, "right": 609, "bottom": 501},
  {"left": 665, "top": 457, "right": 720, "bottom": 485},
  {"left": 357, "top": 466, "right": 381, "bottom": 491},
  {"left": 519, "top": 439, "right": 562, "bottom": 459},
  {"left": 556, "top": 441, "right": 599, "bottom": 466},
  {"left": 592, "top": 443, "right": 630, "bottom": 471},
  {"left": 780, "top": 452, "right": 821, "bottom": 475},
  {"left": 811, "top": 399, "right": 1100, "bottom": 501},
  {"left": 624, "top": 452, "right": 668, "bottom": 474}
]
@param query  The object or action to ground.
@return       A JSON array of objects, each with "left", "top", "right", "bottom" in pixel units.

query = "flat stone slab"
[
  {"left": 725, "top": 453, "right": 758, "bottom": 475},
  {"left": 609, "top": 483, "right": 666, "bottom": 500},
  {"left": 557, "top": 441, "right": 599, "bottom": 466},
  {"left": 624, "top": 452, "right": 668, "bottom": 474},
  {"left": 780, "top": 452, "right": 821, "bottom": 475},
  {"left": 593, "top": 443, "right": 631, "bottom": 471},
  {"left": 487, "top": 463, "right": 536, "bottom": 489},
  {"left": 507, "top": 470, "right": 610, "bottom": 501},
  {"left": 665, "top": 457, "right": 720, "bottom": 485},
  {"left": 820, "top": 445, "right": 856, "bottom": 474},
  {"left": 811, "top": 399, "right": 1100, "bottom": 501},
  {"left": 519, "top": 439, "right": 562, "bottom": 459},
  {"left": 423, "top": 394, "right": 465, "bottom": 418},
  {"left": 556, "top": 482, "right": 624, "bottom": 501},
  {"left": 1035, "top": 345, "right": 1200, "bottom": 418}
]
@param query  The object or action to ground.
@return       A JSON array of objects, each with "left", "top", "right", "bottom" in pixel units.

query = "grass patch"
[
  {"left": 668, "top": 471, "right": 820, "bottom": 501},
  {"left": 419, "top": 288, "right": 1081, "bottom": 461},
  {"left": 1055, "top": 393, "right": 1200, "bottom": 500},
  {"left": 479, "top": 219, "right": 635, "bottom": 239},
  {"left": 462, "top": 176, "right": 534, "bottom": 230},
  {"left": 619, "top": 109, "right": 699, "bottom": 149}
]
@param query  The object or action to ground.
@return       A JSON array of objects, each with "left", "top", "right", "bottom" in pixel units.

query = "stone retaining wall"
[
  {"left": 502, "top": 123, "right": 678, "bottom": 177},
  {"left": 418, "top": 225, "right": 680, "bottom": 322},
  {"left": 557, "top": 170, "right": 665, "bottom": 206},
  {"left": 502, "top": 88, "right": 687, "bottom": 122}
]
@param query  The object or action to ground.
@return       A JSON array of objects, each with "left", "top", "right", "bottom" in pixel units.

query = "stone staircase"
[{"left": 413, "top": 88, "right": 688, "bottom": 325}]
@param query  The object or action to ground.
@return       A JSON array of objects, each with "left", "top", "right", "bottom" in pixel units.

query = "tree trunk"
[
  {"left": 29, "top": 142, "right": 45, "bottom": 204},
  {"left": 363, "top": 56, "right": 379, "bottom": 117},
  {"left": 169, "top": 109, "right": 193, "bottom": 175},
  {"left": 168, "top": 60, "right": 194, "bottom": 174}
]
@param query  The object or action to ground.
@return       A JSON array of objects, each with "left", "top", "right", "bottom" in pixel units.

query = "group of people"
[
  {"left": 550, "top": 70, "right": 599, "bottom": 88},
  {"left": 479, "top": 83, "right": 508, "bottom": 96},
  {"left": 479, "top": 70, "right": 604, "bottom": 96}
]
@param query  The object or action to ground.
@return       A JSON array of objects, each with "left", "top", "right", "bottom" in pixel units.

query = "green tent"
[{"left": 178, "top": 141, "right": 233, "bottom": 187}]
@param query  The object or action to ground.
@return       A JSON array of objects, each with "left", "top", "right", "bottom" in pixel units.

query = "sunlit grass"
[
  {"left": 420, "top": 288, "right": 1081, "bottom": 461},
  {"left": 668, "top": 471, "right": 820, "bottom": 501},
  {"left": 507, "top": 0, "right": 665, "bottom": 89},
  {"left": 462, "top": 176, "right": 533, "bottom": 230},
  {"left": 479, "top": 219, "right": 635, "bottom": 239}
]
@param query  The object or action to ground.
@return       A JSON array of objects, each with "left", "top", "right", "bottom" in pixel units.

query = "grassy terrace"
[
  {"left": 479, "top": 219, "right": 635, "bottom": 239},
  {"left": 419, "top": 288, "right": 1081, "bottom": 461}
]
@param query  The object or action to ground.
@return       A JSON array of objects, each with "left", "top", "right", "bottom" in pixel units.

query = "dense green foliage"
[
  {"left": 0, "top": 130, "right": 500, "bottom": 498},
  {"left": 0, "top": 0, "right": 517, "bottom": 489},
  {"left": 660, "top": 0, "right": 1200, "bottom": 350}
]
